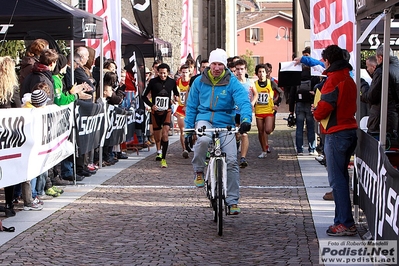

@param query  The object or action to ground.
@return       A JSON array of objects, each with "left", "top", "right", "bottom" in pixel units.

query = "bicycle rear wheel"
[{"left": 216, "top": 159, "right": 224, "bottom": 236}]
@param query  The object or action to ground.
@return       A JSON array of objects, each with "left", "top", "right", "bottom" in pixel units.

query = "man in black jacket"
[{"left": 361, "top": 45, "right": 399, "bottom": 141}]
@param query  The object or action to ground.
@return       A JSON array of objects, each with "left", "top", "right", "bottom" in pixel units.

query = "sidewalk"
[{"left": 0, "top": 114, "right": 367, "bottom": 265}]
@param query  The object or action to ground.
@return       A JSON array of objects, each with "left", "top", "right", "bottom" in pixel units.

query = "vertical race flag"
[
  {"left": 310, "top": 0, "right": 356, "bottom": 76},
  {"left": 181, "top": 0, "right": 194, "bottom": 64},
  {"left": 131, "top": 0, "right": 154, "bottom": 38},
  {"left": 86, "top": 0, "right": 121, "bottom": 72}
]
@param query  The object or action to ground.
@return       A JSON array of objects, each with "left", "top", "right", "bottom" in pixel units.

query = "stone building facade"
[{"left": 68, "top": 0, "right": 231, "bottom": 72}]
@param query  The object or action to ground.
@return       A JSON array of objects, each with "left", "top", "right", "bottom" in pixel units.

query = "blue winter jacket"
[
  {"left": 185, "top": 68, "right": 252, "bottom": 129},
  {"left": 300, "top": 56, "right": 325, "bottom": 68}
]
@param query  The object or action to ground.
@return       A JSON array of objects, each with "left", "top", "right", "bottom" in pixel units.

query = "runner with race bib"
[
  {"left": 254, "top": 64, "right": 277, "bottom": 159},
  {"left": 142, "top": 63, "right": 180, "bottom": 168}
]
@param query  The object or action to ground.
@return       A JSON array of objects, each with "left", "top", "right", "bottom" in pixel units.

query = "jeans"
[
  {"left": 36, "top": 171, "right": 48, "bottom": 196},
  {"left": 295, "top": 101, "right": 316, "bottom": 153},
  {"left": 30, "top": 177, "right": 38, "bottom": 199},
  {"left": 61, "top": 157, "right": 73, "bottom": 178},
  {"left": 191, "top": 121, "right": 240, "bottom": 206},
  {"left": 324, "top": 129, "right": 357, "bottom": 227}
]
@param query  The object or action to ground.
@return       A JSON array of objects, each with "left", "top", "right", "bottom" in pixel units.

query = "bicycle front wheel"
[{"left": 216, "top": 159, "right": 224, "bottom": 236}]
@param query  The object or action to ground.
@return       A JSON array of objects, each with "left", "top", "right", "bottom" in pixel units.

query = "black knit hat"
[{"left": 31, "top": 90, "right": 48, "bottom": 107}]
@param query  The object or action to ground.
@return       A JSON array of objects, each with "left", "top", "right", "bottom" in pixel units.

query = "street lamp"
[
  {"left": 276, "top": 26, "right": 289, "bottom": 60},
  {"left": 275, "top": 26, "right": 289, "bottom": 40}
]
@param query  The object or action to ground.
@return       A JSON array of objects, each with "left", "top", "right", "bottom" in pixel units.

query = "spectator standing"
[
  {"left": 361, "top": 45, "right": 399, "bottom": 141},
  {"left": 0, "top": 56, "right": 21, "bottom": 216},
  {"left": 289, "top": 48, "right": 319, "bottom": 156},
  {"left": 21, "top": 49, "right": 58, "bottom": 103},
  {"left": 312, "top": 45, "right": 358, "bottom": 236}
]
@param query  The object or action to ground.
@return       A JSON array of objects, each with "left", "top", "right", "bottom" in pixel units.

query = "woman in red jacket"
[{"left": 312, "top": 45, "right": 358, "bottom": 237}]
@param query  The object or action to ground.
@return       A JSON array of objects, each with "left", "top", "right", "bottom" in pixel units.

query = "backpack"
[{"left": 296, "top": 80, "right": 312, "bottom": 102}]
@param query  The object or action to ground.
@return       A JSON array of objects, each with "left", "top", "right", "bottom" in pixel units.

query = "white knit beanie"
[{"left": 208, "top": 48, "right": 227, "bottom": 67}]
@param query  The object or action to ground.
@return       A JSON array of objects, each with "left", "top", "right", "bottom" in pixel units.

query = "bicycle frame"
[
  {"left": 184, "top": 126, "right": 238, "bottom": 236},
  {"left": 205, "top": 135, "right": 228, "bottom": 201}
]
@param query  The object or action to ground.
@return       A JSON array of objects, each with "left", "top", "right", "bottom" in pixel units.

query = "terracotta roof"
[{"left": 237, "top": 11, "right": 291, "bottom": 30}]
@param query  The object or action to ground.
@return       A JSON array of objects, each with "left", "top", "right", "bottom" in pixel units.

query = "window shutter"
[
  {"left": 259, "top": 28, "right": 264, "bottom": 42},
  {"left": 245, "top": 28, "right": 250, "bottom": 42},
  {"left": 260, "top": 56, "right": 264, "bottom": 64}
]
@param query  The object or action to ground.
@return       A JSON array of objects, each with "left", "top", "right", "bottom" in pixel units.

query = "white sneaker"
[
  {"left": 258, "top": 152, "right": 267, "bottom": 158},
  {"left": 33, "top": 197, "right": 44, "bottom": 205},
  {"left": 315, "top": 155, "right": 324, "bottom": 162},
  {"left": 23, "top": 202, "right": 43, "bottom": 211},
  {"left": 309, "top": 151, "right": 319, "bottom": 156}
]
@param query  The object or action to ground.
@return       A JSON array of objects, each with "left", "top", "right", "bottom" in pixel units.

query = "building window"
[
  {"left": 245, "top": 28, "right": 264, "bottom": 43},
  {"left": 252, "top": 56, "right": 264, "bottom": 65},
  {"left": 78, "top": 0, "right": 85, "bottom": 10}
]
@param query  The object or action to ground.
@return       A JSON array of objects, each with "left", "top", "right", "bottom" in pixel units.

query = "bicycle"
[{"left": 185, "top": 125, "right": 239, "bottom": 236}]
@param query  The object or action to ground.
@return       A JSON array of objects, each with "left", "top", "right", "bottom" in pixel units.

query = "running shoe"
[
  {"left": 309, "top": 151, "right": 319, "bottom": 156},
  {"left": 156, "top": 153, "right": 162, "bottom": 161},
  {"left": 258, "top": 152, "right": 267, "bottom": 158},
  {"left": 228, "top": 204, "right": 241, "bottom": 215},
  {"left": 326, "top": 224, "right": 357, "bottom": 236},
  {"left": 182, "top": 150, "right": 189, "bottom": 159},
  {"left": 161, "top": 159, "right": 168, "bottom": 168},
  {"left": 23, "top": 202, "right": 43, "bottom": 211},
  {"left": 33, "top": 197, "right": 44, "bottom": 205},
  {"left": 37, "top": 194, "right": 53, "bottom": 200},
  {"left": 239, "top": 157, "right": 248, "bottom": 168},
  {"left": 51, "top": 186, "right": 64, "bottom": 194},
  {"left": 194, "top": 172, "right": 205, "bottom": 188},
  {"left": 45, "top": 187, "right": 60, "bottom": 197}
]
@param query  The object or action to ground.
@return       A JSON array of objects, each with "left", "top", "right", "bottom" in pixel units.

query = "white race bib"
[
  {"left": 180, "top": 91, "right": 187, "bottom": 104},
  {"left": 257, "top": 93, "right": 269, "bottom": 105},
  {"left": 155, "top": 96, "right": 169, "bottom": 111}
]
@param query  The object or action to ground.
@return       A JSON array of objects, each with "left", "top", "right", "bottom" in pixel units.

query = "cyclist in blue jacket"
[{"left": 185, "top": 48, "right": 252, "bottom": 215}]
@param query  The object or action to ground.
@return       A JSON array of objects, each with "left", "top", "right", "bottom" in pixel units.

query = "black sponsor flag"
[{"left": 131, "top": 0, "right": 153, "bottom": 38}]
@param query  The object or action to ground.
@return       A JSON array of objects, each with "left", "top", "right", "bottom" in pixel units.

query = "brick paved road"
[{"left": 0, "top": 118, "right": 322, "bottom": 265}]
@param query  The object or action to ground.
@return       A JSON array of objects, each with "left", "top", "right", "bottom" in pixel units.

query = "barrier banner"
[
  {"left": 356, "top": 129, "right": 399, "bottom": 242},
  {"left": 104, "top": 105, "right": 127, "bottom": 147},
  {"left": 0, "top": 104, "right": 74, "bottom": 187},
  {"left": 75, "top": 100, "right": 105, "bottom": 155}
]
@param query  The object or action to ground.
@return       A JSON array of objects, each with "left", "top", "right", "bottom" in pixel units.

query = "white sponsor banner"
[
  {"left": 86, "top": 0, "right": 121, "bottom": 75},
  {"left": 0, "top": 104, "right": 74, "bottom": 187},
  {"left": 310, "top": 0, "right": 356, "bottom": 76}
]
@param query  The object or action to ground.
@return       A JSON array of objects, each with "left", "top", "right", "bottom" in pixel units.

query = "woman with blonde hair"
[
  {"left": 0, "top": 56, "right": 21, "bottom": 217},
  {"left": 0, "top": 56, "right": 20, "bottom": 107}
]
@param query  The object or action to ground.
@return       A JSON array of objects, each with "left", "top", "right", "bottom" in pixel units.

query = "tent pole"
[
  {"left": 380, "top": 10, "right": 391, "bottom": 149},
  {"left": 354, "top": 19, "right": 361, "bottom": 224},
  {"left": 99, "top": 39, "right": 104, "bottom": 169},
  {"left": 70, "top": 40, "right": 77, "bottom": 185}
]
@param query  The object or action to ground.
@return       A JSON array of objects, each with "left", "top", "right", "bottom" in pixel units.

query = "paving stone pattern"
[{"left": 0, "top": 119, "right": 322, "bottom": 265}]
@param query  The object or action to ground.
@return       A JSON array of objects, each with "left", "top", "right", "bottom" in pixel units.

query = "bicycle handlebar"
[{"left": 184, "top": 126, "right": 239, "bottom": 136}]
